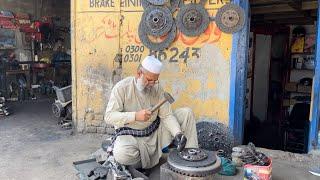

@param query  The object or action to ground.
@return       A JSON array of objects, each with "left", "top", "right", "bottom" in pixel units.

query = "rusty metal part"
[
  {"left": 167, "top": 148, "right": 221, "bottom": 177},
  {"left": 146, "top": 0, "right": 168, "bottom": 6},
  {"left": 215, "top": 3, "right": 245, "bottom": 34},
  {"left": 196, "top": 120, "right": 234, "bottom": 159},
  {"left": 150, "top": 92, "right": 174, "bottom": 113},
  {"left": 141, "top": 5, "right": 174, "bottom": 37},
  {"left": 138, "top": 21, "right": 177, "bottom": 51},
  {"left": 176, "top": 3, "right": 210, "bottom": 37},
  {"left": 178, "top": 148, "right": 208, "bottom": 161}
]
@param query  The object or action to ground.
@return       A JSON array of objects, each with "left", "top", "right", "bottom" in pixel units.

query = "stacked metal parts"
[
  {"left": 196, "top": 120, "right": 235, "bottom": 159},
  {"left": 139, "top": 0, "right": 245, "bottom": 51},
  {"left": 166, "top": 148, "right": 221, "bottom": 177},
  {"left": 0, "top": 95, "right": 9, "bottom": 116},
  {"left": 232, "top": 143, "right": 270, "bottom": 167}
]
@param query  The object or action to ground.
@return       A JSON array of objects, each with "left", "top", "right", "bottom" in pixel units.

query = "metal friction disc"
[
  {"left": 215, "top": 3, "right": 245, "bottom": 34},
  {"left": 146, "top": 0, "right": 167, "bottom": 6},
  {"left": 196, "top": 120, "right": 235, "bottom": 158},
  {"left": 138, "top": 21, "right": 177, "bottom": 51},
  {"left": 178, "top": 148, "right": 208, "bottom": 161},
  {"left": 141, "top": 0, "right": 151, "bottom": 9},
  {"left": 176, "top": 3, "right": 210, "bottom": 37},
  {"left": 168, "top": 148, "right": 221, "bottom": 177},
  {"left": 141, "top": 5, "right": 173, "bottom": 37}
]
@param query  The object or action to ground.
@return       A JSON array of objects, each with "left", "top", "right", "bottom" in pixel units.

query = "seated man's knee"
[
  {"left": 113, "top": 139, "right": 140, "bottom": 165},
  {"left": 180, "top": 107, "right": 195, "bottom": 120}
]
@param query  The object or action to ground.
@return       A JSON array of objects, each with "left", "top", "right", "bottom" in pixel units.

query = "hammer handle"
[{"left": 150, "top": 99, "right": 167, "bottom": 113}]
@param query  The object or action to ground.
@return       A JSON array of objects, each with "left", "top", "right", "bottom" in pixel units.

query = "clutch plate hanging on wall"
[
  {"left": 146, "top": 0, "right": 168, "bottom": 6},
  {"left": 215, "top": 3, "right": 245, "bottom": 34},
  {"left": 138, "top": 21, "right": 177, "bottom": 51},
  {"left": 176, "top": 3, "right": 210, "bottom": 37},
  {"left": 141, "top": 5, "right": 174, "bottom": 37}
]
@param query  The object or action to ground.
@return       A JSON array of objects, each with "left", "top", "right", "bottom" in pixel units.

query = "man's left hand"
[{"left": 174, "top": 133, "right": 187, "bottom": 152}]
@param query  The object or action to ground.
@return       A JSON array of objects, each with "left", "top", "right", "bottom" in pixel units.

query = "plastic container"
[{"left": 244, "top": 158, "right": 272, "bottom": 180}]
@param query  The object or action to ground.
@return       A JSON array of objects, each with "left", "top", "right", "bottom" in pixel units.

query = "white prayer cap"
[{"left": 141, "top": 56, "right": 163, "bottom": 74}]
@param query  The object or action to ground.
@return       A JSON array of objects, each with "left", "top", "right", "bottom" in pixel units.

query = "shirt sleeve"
[
  {"left": 158, "top": 92, "right": 181, "bottom": 137},
  {"left": 104, "top": 85, "right": 136, "bottom": 127}
]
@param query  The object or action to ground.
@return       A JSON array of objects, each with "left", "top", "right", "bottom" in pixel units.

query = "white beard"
[{"left": 136, "top": 76, "right": 146, "bottom": 92}]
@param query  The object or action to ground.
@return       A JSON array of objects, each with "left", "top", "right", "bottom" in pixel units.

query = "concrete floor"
[{"left": 0, "top": 100, "right": 319, "bottom": 180}]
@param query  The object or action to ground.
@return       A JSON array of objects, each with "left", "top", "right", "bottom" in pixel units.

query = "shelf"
[
  {"left": 291, "top": 52, "right": 314, "bottom": 55},
  {"left": 0, "top": 48, "right": 16, "bottom": 50},
  {"left": 291, "top": 68, "right": 314, "bottom": 72}
]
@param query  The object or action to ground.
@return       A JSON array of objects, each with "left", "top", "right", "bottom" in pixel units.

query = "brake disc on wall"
[
  {"left": 176, "top": 3, "right": 210, "bottom": 37},
  {"left": 215, "top": 3, "right": 245, "bottom": 34},
  {"left": 141, "top": 5, "right": 174, "bottom": 37},
  {"left": 146, "top": 0, "right": 168, "bottom": 6},
  {"left": 138, "top": 21, "right": 177, "bottom": 51}
]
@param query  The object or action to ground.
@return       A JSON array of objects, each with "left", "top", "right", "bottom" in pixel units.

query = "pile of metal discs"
[
  {"left": 139, "top": 0, "right": 246, "bottom": 51},
  {"left": 232, "top": 143, "right": 270, "bottom": 167},
  {"left": 196, "top": 120, "right": 235, "bottom": 159},
  {"left": 167, "top": 148, "right": 221, "bottom": 177}
]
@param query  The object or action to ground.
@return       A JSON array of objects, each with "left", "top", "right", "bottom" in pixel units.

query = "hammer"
[{"left": 150, "top": 92, "right": 175, "bottom": 113}]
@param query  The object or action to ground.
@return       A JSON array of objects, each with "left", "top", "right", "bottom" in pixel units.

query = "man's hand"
[
  {"left": 174, "top": 132, "right": 187, "bottom": 152},
  {"left": 135, "top": 109, "right": 152, "bottom": 122}
]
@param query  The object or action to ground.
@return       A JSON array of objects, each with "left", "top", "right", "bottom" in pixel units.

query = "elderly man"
[{"left": 104, "top": 56, "right": 198, "bottom": 169}]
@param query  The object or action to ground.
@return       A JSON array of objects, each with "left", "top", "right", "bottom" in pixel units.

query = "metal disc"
[
  {"left": 167, "top": 149, "right": 221, "bottom": 177},
  {"left": 146, "top": 0, "right": 167, "bottom": 6},
  {"left": 141, "top": 5, "right": 173, "bottom": 37},
  {"left": 196, "top": 120, "right": 234, "bottom": 158},
  {"left": 176, "top": 3, "right": 210, "bottom": 37},
  {"left": 138, "top": 21, "right": 177, "bottom": 51},
  {"left": 215, "top": 3, "right": 245, "bottom": 34},
  {"left": 178, "top": 148, "right": 208, "bottom": 161},
  {"left": 141, "top": 0, "right": 151, "bottom": 9}
]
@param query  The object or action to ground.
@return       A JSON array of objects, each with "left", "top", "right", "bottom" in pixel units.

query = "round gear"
[
  {"left": 146, "top": 0, "right": 167, "bottom": 5},
  {"left": 215, "top": 3, "right": 245, "bottom": 34},
  {"left": 196, "top": 120, "right": 235, "bottom": 158},
  {"left": 138, "top": 21, "right": 177, "bottom": 51},
  {"left": 167, "top": 148, "right": 221, "bottom": 177},
  {"left": 178, "top": 148, "right": 208, "bottom": 161},
  {"left": 141, "top": 5, "right": 173, "bottom": 37},
  {"left": 176, "top": 3, "right": 210, "bottom": 37},
  {"left": 52, "top": 102, "right": 65, "bottom": 118}
]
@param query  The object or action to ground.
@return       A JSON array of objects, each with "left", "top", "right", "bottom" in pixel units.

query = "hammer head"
[{"left": 164, "top": 92, "right": 175, "bottom": 104}]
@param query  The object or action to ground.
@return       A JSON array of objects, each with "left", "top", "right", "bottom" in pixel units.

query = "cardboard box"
[
  {"left": 285, "top": 83, "right": 297, "bottom": 92},
  {"left": 297, "top": 85, "right": 312, "bottom": 93}
]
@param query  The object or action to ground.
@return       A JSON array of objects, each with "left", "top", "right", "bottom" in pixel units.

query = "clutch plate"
[
  {"left": 176, "top": 3, "right": 210, "bottom": 37},
  {"left": 215, "top": 3, "right": 245, "bottom": 34},
  {"left": 141, "top": 5, "right": 174, "bottom": 37},
  {"left": 167, "top": 148, "right": 221, "bottom": 177}
]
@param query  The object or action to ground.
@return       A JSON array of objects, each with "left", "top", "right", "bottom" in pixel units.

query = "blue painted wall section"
[
  {"left": 229, "top": 0, "right": 250, "bottom": 145},
  {"left": 308, "top": 1, "right": 320, "bottom": 151}
]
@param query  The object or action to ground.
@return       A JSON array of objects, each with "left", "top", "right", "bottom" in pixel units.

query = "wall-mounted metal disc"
[
  {"left": 138, "top": 22, "right": 177, "bottom": 51},
  {"left": 141, "top": 5, "right": 173, "bottom": 37},
  {"left": 215, "top": 3, "right": 245, "bottom": 34},
  {"left": 176, "top": 3, "right": 210, "bottom": 37}
]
